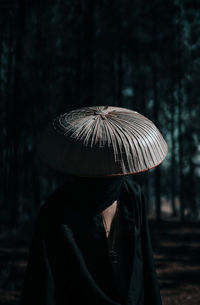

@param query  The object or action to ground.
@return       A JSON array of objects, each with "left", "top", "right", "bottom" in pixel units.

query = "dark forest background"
[{"left": 0, "top": 0, "right": 200, "bottom": 304}]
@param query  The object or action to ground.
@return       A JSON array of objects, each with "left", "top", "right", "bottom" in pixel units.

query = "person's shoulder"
[
  {"left": 38, "top": 188, "right": 60, "bottom": 218},
  {"left": 122, "top": 175, "right": 147, "bottom": 213},
  {"left": 36, "top": 181, "right": 73, "bottom": 227},
  {"left": 123, "top": 175, "right": 143, "bottom": 196}
]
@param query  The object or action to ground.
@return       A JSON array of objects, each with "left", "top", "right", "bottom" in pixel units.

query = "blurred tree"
[{"left": 1, "top": 0, "right": 200, "bottom": 229}]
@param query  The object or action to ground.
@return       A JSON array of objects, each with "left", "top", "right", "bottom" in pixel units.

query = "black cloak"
[{"left": 19, "top": 175, "right": 163, "bottom": 305}]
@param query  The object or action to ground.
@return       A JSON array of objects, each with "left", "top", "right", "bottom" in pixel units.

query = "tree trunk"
[
  {"left": 170, "top": 91, "right": 178, "bottom": 217},
  {"left": 111, "top": 47, "right": 116, "bottom": 105},
  {"left": 176, "top": 6, "right": 185, "bottom": 222},
  {"left": 10, "top": 0, "right": 26, "bottom": 226},
  {"left": 82, "top": 0, "right": 94, "bottom": 106},
  {"left": 177, "top": 84, "right": 184, "bottom": 222},
  {"left": 152, "top": 63, "right": 161, "bottom": 222},
  {"left": 117, "top": 42, "right": 122, "bottom": 107},
  {"left": 76, "top": 0, "right": 82, "bottom": 107},
  {"left": 3, "top": 29, "right": 13, "bottom": 201}
]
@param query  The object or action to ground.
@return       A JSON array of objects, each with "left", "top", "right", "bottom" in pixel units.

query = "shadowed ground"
[
  {"left": 0, "top": 220, "right": 199, "bottom": 305},
  {"left": 151, "top": 220, "right": 200, "bottom": 305}
]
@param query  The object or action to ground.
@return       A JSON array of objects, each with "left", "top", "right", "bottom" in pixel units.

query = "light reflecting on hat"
[{"left": 37, "top": 105, "right": 168, "bottom": 177}]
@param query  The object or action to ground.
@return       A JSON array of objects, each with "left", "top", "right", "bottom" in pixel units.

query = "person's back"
[{"left": 19, "top": 176, "right": 163, "bottom": 305}]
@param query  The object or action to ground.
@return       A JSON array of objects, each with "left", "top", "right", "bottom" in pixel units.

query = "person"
[{"left": 19, "top": 106, "right": 168, "bottom": 305}]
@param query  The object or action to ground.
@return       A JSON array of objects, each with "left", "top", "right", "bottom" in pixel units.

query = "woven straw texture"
[{"left": 37, "top": 106, "right": 168, "bottom": 177}]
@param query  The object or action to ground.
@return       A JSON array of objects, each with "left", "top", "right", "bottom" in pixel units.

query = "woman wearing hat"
[{"left": 19, "top": 106, "right": 168, "bottom": 305}]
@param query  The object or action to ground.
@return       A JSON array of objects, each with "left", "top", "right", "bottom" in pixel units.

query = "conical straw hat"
[{"left": 36, "top": 105, "right": 168, "bottom": 177}]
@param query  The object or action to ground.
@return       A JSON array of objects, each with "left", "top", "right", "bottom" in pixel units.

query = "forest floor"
[
  {"left": 151, "top": 219, "right": 200, "bottom": 305},
  {"left": 0, "top": 219, "right": 200, "bottom": 305}
]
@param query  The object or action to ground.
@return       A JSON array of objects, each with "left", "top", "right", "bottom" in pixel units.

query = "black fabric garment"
[
  {"left": 106, "top": 201, "right": 132, "bottom": 305},
  {"left": 19, "top": 175, "right": 163, "bottom": 305}
]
